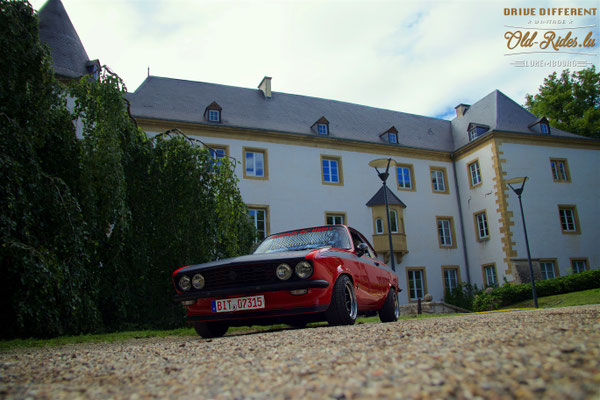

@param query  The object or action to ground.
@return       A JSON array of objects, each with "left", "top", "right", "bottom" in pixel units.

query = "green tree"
[
  {"left": 0, "top": 0, "right": 100, "bottom": 337},
  {"left": 525, "top": 66, "right": 600, "bottom": 139}
]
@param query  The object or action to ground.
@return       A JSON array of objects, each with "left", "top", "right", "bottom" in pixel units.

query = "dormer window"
[
  {"left": 312, "top": 117, "right": 330, "bottom": 135},
  {"left": 86, "top": 60, "right": 101, "bottom": 80},
  {"left": 208, "top": 109, "right": 220, "bottom": 122},
  {"left": 318, "top": 123, "right": 328, "bottom": 135},
  {"left": 467, "top": 123, "right": 490, "bottom": 141},
  {"left": 380, "top": 126, "right": 399, "bottom": 144},
  {"left": 528, "top": 117, "right": 551, "bottom": 135},
  {"left": 204, "top": 101, "right": 222, "bottom": 123}
]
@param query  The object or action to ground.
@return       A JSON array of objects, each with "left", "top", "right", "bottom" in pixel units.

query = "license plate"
[{"left": 211, "top": 295, "right": 265, "bottom": 313}]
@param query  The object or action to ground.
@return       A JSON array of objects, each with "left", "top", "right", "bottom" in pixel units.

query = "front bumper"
[{"left": 173, "top": 279, "right": 330, "bottom": 303}]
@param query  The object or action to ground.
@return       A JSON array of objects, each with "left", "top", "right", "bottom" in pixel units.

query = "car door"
[
  {"left": 349, "top": 229, "right": 385, "bottom": 308},
  {"left": 352, "top": 229, "right": 390, "bottom": 304}
]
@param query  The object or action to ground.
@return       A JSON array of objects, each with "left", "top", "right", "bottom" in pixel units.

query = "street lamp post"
[
  {"left": 506, "top": 176, "right": 538, "bottom": 308},
  {"left": 368, "top": 158, "right": 397, "bottom": 271}
]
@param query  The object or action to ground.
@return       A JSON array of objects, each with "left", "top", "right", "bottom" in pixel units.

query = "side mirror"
[{"left": 356, "top": 243, "right": 369, "bottom": 257}]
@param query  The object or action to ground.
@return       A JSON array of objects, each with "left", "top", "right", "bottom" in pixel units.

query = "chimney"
[
  {"left": 454, "top": 103, "right": 470, "bottom": 118},
  {"left": 258, "top": 76, "right": 272, "bottom": 99}
]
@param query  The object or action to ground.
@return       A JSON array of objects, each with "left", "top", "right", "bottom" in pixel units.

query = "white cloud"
[{"left": 31, "top": 0, "right": 599, "bottom": 119}]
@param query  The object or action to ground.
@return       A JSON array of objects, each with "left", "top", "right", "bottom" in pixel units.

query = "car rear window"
[{"left": 254, "top": 226, "right": 352, "bottom": 254}]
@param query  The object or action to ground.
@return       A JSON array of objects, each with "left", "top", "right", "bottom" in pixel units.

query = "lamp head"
[
  {"left": 369, "top": 158, "right": 396, "bottom": 183},
  {"left": 506, "top": 176, "right": 528, "bottom": 195}
]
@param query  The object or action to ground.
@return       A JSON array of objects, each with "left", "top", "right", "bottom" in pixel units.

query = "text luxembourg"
[{"left": 504, "top": 8, "right": 597, "bottom": 16}]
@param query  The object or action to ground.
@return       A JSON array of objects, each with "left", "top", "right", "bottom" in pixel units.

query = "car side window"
[{"left": 350, "top": 230, "right": 376, "bottom": 259}]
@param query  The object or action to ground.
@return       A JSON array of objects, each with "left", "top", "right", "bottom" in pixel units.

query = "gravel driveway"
[{"left": 1, "top": 305, "right": 599, "bottom": 399}]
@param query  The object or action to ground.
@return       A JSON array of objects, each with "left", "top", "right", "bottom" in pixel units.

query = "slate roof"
[
  {"left": 450, "top": 90, "right": 586, "bottom": 149},
  {"left": 365, "top": 186, "right": 407, "bottom": 208},
  {"left": 128, "top": 77, "right": 590, "bottom": 153},
  {"left": 127, "top": 76, "right": 454, "bottom": 152},
  {"left": 38, "top": 0, "right": 91, "bottom": 79}
]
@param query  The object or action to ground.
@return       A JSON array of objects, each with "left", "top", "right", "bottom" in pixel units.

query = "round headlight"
[
  {"left": 295, "top": 261, "right": 313, "bottom": 279},
  {"left": 192, "top": 274, "right": 205, "bottom": 289},
  {"left": 179, "top": 275, "right": 191, "bottom": 291},
  {"left": 276, "top": 263, "right": 293, "bottom": 280}
]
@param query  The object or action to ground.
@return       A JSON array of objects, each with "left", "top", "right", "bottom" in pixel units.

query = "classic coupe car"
[{"left": 173, "top": 225, "right": 400, "bottom": 338}]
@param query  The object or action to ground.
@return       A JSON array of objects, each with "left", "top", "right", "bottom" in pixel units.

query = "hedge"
[{"left": 472, "top": 269, "right": 600, "bottom": 311}]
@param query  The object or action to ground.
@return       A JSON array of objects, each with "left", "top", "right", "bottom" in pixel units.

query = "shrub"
[
  {"left": 473, "top": 269, "right": 600, "bottom": 311},
  {"left": 444, "top": 283, "right": 478, "bottom": 311}
]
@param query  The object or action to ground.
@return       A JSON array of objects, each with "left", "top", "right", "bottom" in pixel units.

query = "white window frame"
[
  {"left": 248, "top": 207, "right": 268, "bottom": 240},
  {"left": 559, "top": 207, "right": 576, "bottom": 232},
  {"left": 443, "top": 268, "right": 459, "bottom": 293},
  {"left": 322, "top": 158, "right": 339, "bottom": 184},
  {"left": 475, "top": 211, "right": 489, "bottom": 240},
  {"left": 389, "top": 132, "right": 398, "bottom": 144},
  {"left": 431, "top": 169, "right": 446, "bottom": 192},
  {"left": 245, "top": 150, "right": 265, "bottom": 178},
  {"left": 551, "top": 159, "right": 569, "bottom": 182},
  {"left": 407, "top": 269, "right": 425, "bottom": 301},
  {"left": 389, "top": 210, "right": 399, "bottom": 233},
  {"left": 326, "top": 214, "right": 345, "bottom": 225},
  {"left": 437, "top": 218, "right": 453, "bottom": 247},
  {"left": 469, "top": 161, "right": 481, "bottom": 186},
  {"left": 397, "top": 166, "right": 412, "bottom": 189},
  {"left": 540, "top": 261, "right": 556, "bottom": 280},
  {"left": 483, "top": 265, "right": 497, "bottom": 287},
  {"left": 208, "top": 109, "right": 220, "bottom": 122},
  {"left": 375, "top": 218, "right": 384, "bottom": 234},
  {"left": 317, "top": 123, "right": 329, "bottom": 135},
  {"left": 571, "top": 259, "right": 587, "bottom": 273}
]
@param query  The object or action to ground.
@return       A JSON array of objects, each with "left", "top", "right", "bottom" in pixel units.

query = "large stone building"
[{"left": 38, "top": 0, "right": 599, "bottom": 304}]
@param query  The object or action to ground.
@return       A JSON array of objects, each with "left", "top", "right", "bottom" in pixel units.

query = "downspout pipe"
[{"left": 451, "top": 156, "right": 471, "bottom": 285}]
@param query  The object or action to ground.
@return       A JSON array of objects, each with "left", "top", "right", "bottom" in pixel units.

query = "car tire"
[
  {"left": 326, "top": 275, "right": 358, "bottom": 326},
  {"left": 378, "top": 287, "right": 400, "bottom": 323},
  {"left": 193, "top": 322, "right": 229, "bottom": 338}
]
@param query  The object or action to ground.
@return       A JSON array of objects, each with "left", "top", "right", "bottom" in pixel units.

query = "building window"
[
  {"left": 482, "top": 264, "right": 497, "bottom": 287},
  {"left": 571, "top": 259, "right": 588, "bottom": 273},
  {"left": 375, "top": 218, "right": 384, "bottom": 234},
  {"left": 396, "top": 164, "right": 415, "bottom": 191},
  {"left": 540, "top": 261, "right": 557, "bottom": 280},
  {"left": 389, "top": 210, "right": 399, "bottom": 233},
  {"left": 558, "top": 205, "right": 580, "bottom": 234},
  {"left": 318, "top": 123, "right": 329, "bottom": 135},
  {"left": 206, "top": 145, "right": 228, "bottom": 168},
  {"left": 436, "top": 217, "right": 456, "bottom": 248},
  {"left": 430, "top": 167, "right": 448, "bottom": 194},
  {"left": 248, "top": 206, "right": 269, "bottom": 241},
  {"left": 474, "top": 210, "right": 489, "bottom": 241},
  {"left": 243, "top": 148, "right": 268, "bottom": 179},
  {"left": 326, "top": 213, "right": 345, "bottom": 225},
  {"left": 442, "top": 266, "right": 460, "bottom": 295},
  {"left": 406, "top": 268, "right": 427, "bottom": 301},
  {"left": 389, "top": 132, "right": 398, "bottom": 144},
  {"left": 550, "top": 159, "right": 570, "bottom": 182},
  {"left": 540, "top": 123, "right": 550, "bottom": 134},
  {"left": 468, "top": 160, "right": 481, "bottom": 187},
  {"left": 468, "top": 125, "right": 489, "bottom": 141},
  {"left": 321, "top": 155, "right": 343, "bottom": 185},
  {"left": 208, "top": 109, "right": 220, "bottom": 122}
]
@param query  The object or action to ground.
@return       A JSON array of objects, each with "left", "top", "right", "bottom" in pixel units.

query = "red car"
[{"left": 172, "top": 225, "right": 400, "bottom": 338}]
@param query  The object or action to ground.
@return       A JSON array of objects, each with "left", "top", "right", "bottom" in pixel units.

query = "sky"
[{"left": 31, "top": 0, "right": 599, "bottom": 120}]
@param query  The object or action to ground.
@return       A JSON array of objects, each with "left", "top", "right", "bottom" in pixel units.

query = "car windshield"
[{"left": 254, "top": 226, "right": 352, "bottom": 254}]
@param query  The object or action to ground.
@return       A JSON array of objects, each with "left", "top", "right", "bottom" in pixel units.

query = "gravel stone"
[{"left": 0, "top": 305, "right": 599, "bottom": 399}]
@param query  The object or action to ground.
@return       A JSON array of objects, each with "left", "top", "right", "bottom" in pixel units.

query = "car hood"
[{"left": 174, "top": 250, "right": 315, "bottom": 275}]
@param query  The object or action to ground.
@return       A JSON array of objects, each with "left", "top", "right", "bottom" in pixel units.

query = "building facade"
[{"left": 39, "top": 0, "right": 600, "bottom": 305}]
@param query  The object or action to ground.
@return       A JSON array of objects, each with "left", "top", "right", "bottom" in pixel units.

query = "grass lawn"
[{"left": 499, "top": 288, "right": 600, "bottom": 310}]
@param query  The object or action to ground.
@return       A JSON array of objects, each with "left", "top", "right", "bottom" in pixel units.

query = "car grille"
[{"left": 202, "top": 264, "right": 277, "bottom": 290}]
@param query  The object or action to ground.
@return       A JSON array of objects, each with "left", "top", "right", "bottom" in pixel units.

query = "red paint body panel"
[{"left": 172, "top": 225, "right": 399, "bottom": 326}]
